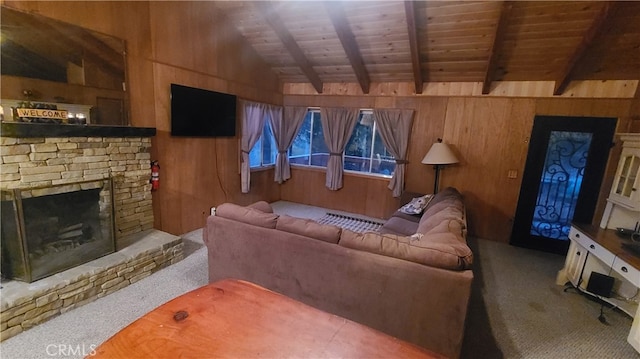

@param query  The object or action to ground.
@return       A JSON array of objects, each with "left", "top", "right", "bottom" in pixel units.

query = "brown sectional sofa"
[{"left": 203, "top": 187, "right": 473, "bottom": 359}]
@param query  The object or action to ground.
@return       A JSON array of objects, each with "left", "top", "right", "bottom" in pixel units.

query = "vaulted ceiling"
[{"left": 216, "top": 1, "right": 640, "bottom": 95}]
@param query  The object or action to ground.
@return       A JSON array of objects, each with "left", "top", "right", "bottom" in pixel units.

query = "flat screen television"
[{"left": 170, "top": 83, "right": 237, "bottom": 137}]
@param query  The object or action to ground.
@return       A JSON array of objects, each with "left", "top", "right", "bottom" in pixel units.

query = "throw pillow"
[
  {"left": 399, "top": 194, "right": 434, "bottom": 215},
  {"left": 215, "top": 203, "right": 279, "bottom": 229},
  {"left": 247, "top": 201, "right": 273, "bottom": 213}
]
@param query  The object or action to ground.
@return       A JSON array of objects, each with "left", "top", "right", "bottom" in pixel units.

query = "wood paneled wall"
[
  {"left": 5, "top": 1, "right": 639, "bottom": 241},
  {"left": 6, "top": 1, "right": 284, "bottom": 235},
  {"left": 145, "top": 2, "right": 284, "bottom": 235},
  {"left": 284, "top": 94, "right": 637, "bottom": 242}
]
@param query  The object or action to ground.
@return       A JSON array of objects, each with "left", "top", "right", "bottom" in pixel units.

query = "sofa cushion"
[
  {"left": 276, "top": 215, "right": 342, "bottom": 244},
  {"left": 379, "top": 216, "right": 419, "bottom": 236},
  {"left": 421, "top": 198, "right": 464, "bottom": 221},
  {"left": 247, "top": 201, "right": 274, "bottom": 213},
  {"left": 389, "top": 210, "right": 422, "bottom": 224},
  {"left": 424, "top": 187, "right": 462, "bottom": 212},
  {"left": 215, "top": 203, "right": 278, "bottom": 229},
  {"left": 417, "top": 206, "right": 465, "bottom": 234},
  {"left": 339, "top": 230, "right": 473, "bottom": 270},
  {"left": 422, "top": 218, "right": 466, "bottom": 239}
]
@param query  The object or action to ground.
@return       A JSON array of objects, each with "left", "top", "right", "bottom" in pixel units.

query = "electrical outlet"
[
  {"left": 507, "top": 170, "right": 518, "bottom": 179},
  {"left": 210, "top": 207, "right": 216, "bottom": 216}
]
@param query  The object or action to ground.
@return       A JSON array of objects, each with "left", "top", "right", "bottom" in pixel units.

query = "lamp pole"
[{"left": 433, "top": 164, "right": 442, "bottom": 194}]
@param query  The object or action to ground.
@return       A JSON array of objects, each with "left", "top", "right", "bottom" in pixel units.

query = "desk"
[
  {"left": 559, "top": 223, "right": 640, "bottom": 351},
  {"left": 92, "top": 279, "right": 444, "bottom": 359}
]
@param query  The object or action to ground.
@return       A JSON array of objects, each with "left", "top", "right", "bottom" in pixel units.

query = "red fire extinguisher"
[{"left": 150, "top": 160, "right": 160, "bottom": 191}]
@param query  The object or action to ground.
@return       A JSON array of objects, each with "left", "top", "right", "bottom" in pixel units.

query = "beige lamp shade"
[{"left": 421, "top": 140, "right": 459, "bottom": 165}]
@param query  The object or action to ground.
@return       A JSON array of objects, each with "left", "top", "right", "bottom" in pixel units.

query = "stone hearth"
[{"left": 0, "top": 229, "right": 183, "bottom": 340}]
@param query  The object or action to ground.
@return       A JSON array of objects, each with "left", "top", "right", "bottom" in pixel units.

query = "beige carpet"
[
  {"left": 462, "top": 236, "right": 638, "bottom": 359},
  {"left": 0, "top": 201, "right": 638, "bottom": 358}
]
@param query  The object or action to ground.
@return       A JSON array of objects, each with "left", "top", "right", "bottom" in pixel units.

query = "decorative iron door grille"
[{"left": 530, "top": 131, "right": 593, "bottom": 240}]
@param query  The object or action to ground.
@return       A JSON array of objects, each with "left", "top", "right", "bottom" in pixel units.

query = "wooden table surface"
[{"left": 92, "top": 279, "right": 445, "bottom": 358}]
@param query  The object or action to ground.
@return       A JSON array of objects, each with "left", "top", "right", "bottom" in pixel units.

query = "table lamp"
[{"left": 421, "top": 138, "right": 459, "bottom": 193}]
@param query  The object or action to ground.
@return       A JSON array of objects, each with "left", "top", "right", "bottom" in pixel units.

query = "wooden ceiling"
[{"left": 216, "top": 1, "right": 640, "bottom": 95}]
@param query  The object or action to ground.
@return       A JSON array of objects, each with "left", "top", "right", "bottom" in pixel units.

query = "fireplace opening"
[{"left": 1, "top": 178, "right": 115, "bottom": 282}]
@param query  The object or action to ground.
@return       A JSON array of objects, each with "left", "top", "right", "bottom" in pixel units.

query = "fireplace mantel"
[{"left": 0, "top": 122, "right": 156, "bottom": 138}]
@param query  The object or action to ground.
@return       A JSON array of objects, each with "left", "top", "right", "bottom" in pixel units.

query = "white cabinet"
[
  {"left": 610, "top": 146, "right": 640, "bottom": 210},
  {"left": 612, "top": 256, "right": 640, "bottom": 288},
  {"left": 570, "top": 226, "right": 616, "bottom": 266},
  {"left": 630, "top": 305, "right": 640, "bottom": 352},
  {"left": 601, "top": 133, "right": 640, "bottom": 230},
  {"left": 559, "top": 224, "right": 640, "bottom": 353},
  {"left": 564, "top": 240, "right": 588, "bottom": 287},
  {"left": 563, "top": 133, "right": 640, "bottom": 353}
]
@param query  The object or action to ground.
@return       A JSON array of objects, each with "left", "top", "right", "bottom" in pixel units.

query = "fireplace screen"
[{"left": 1, "top": 178, "right": 115, "bottom": 282}]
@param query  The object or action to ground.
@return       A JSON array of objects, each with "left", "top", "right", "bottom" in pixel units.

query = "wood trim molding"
[
  {"left": 324, "top": 1, "right": 371, "bottom": 94},
  {"left": 255, "top": 1, "right": 324, "bottom": 94}
]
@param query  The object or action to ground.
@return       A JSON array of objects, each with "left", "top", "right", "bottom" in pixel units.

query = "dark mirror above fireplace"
[{"left": 0, "top": 5, "right": 129, "bottom": 126}]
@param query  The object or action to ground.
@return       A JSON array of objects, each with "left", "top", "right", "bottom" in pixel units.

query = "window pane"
[
  {"left": 249, "top": 136, "right": 262, "bottom": 167},
  {"left": 262, "top": 121, "right": 276, "bottom": 166},
  {"left": 344, "top": 112, "right": 373, "bottom": 172},
  {"left": 371, "top": 130, "right": 395, "bottom": 175},
  {"left": 310, "top": 111, "right": 329, "bottom": 167},
  {"left": 290, "top": 111, "right": 312, "bottom": 165}
]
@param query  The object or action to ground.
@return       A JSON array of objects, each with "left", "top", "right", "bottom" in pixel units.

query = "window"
[
  {"left": 344, "top": 110, "right": 395, "bottom": 176},
  {"left": 249, "top": 117, "right": 277, "bottom": 168},
  {"left": 289, "top": 109, "right": 329, "bottom": 167},
  {"left": 288, "top": 108, "right": 395, "bottom": 177}
]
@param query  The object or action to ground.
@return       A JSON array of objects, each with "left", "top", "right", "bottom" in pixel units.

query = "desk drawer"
[
  {"left": 570, "top": 226, "right": 616, "bottom": 266},
  {"left": 613, "top": 256, "right": 640, "bottom": 288}
]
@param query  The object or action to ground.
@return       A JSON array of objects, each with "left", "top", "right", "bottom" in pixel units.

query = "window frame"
[
  {"left": 343, "top": 109, "right": 394, "bottom": 179},
  {"left": 248, "top": 116, "right": 277, "bottom": 170},
  {"left": 289, "top": 108, "right": 395, "bottom": 179},
  {"left": 288, "top": 108, "right": 331, "bottom": 169}
]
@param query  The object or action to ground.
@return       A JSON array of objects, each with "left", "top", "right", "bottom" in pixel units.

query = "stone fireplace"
[
  {"left": 0, "top": 123, "right": 183, "bottom": 341},
  {"left": 0, "top": 123, "right": 155, "bottom": 245}
]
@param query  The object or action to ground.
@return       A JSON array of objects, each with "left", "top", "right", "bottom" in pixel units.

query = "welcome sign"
[{"left": 15, "top": 108, "right": 68, "bottom": 120}]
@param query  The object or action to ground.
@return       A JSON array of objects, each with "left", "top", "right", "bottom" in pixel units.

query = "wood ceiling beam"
[
  {"left": 324, "top": 1, "right": 371, "bottom": 94},
  {"left": 255, "top": 1, "right": 324, "bottom": 94},
  {"left": 404, "top": 1, "right": 423, "bottom": 94},
  {"left": 482, "top": 1, "right": 512, "bottom": 95},
  {"left": 553, "top": 2, "right": 616, "bottom": 96}
]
